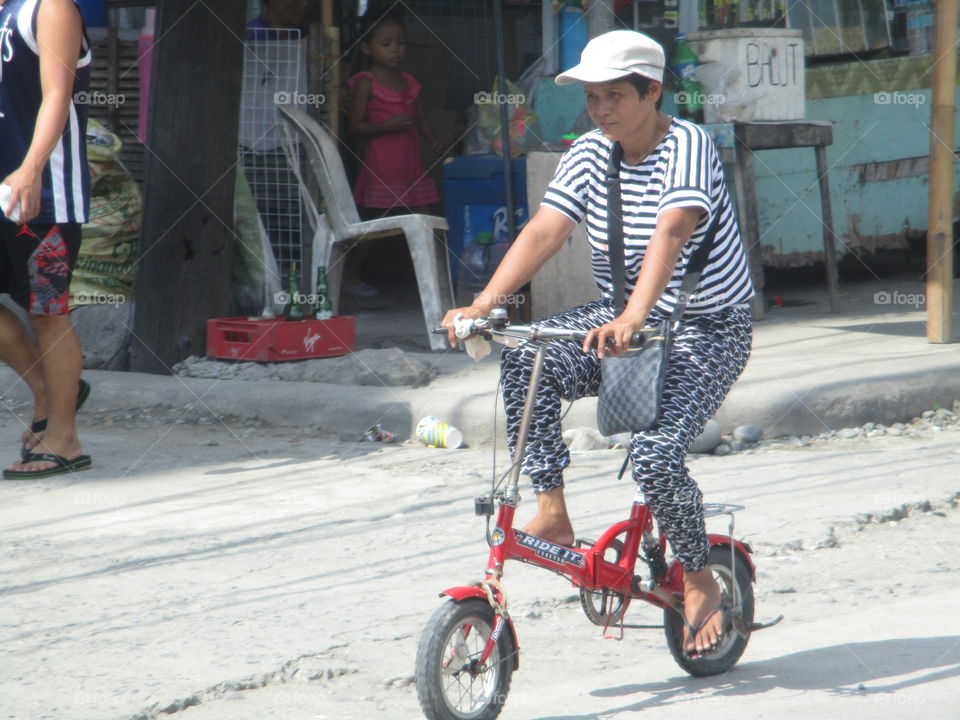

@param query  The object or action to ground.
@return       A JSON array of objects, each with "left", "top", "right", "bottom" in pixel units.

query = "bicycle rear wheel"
[
  {"left": 663, "top": 545, "right": 754, "bottom": 677},
  {"left": 416, "top": 598, "right": 515, "bottom": 720}
]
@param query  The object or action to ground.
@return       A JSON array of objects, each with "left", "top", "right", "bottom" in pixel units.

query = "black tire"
[
  {"left": 416, "top": 598, "right": 515, "bottom": 720},
  {"left": 663, "top": 545, "right": 755, "bottom": 677}
]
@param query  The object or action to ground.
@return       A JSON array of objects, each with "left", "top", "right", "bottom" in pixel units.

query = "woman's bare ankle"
[
  {"left": 522, "top": 513, "right": 575, "bottom": 546},
  {"left": 523, "top": 488, "right": 575, "bottom": 545}
]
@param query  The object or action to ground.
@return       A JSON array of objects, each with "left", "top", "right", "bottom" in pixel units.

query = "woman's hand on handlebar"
[
  {"left": 583, "top": 311, "right": 647, "bottom": 359},
  {"left": 441, "top": 305, "right": 486, "bottom": 348}
]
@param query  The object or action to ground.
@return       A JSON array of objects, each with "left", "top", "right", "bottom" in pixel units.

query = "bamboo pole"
[{"left": 926, "top": 0, "right": 958, "bottom": 343}]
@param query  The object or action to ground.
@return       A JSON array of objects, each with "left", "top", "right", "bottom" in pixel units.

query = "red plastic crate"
[{"left": 206, "top": 316, "right": 356, "bottom": 361}]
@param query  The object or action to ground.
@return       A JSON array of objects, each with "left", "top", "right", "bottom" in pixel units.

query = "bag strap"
[
  {"left": 605, "top": 140, "right": 721, "bottom": 324},
  {"left": 604, "top": 142, "right": 626, "bottom": 313}
]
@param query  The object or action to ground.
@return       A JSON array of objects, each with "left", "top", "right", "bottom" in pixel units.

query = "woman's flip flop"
[{"left": 682, "top": 604, "right": 729, "bottom": 660}]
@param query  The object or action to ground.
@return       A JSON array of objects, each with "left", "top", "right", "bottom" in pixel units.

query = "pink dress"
[{"left": 347, "top": 71, "right": 440, "bottom": 210}]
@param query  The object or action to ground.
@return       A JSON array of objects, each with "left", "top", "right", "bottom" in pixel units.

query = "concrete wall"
[
  {"left": 526, "top": 149, "right": 598, "bottom": 318},
  {"left": 746, "top": 88, "right": 960, "bottom": 265}
]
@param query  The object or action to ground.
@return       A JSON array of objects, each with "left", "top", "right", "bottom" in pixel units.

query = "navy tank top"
[{"left": 0, "top": 0, "right": 91, "bottom": 223}]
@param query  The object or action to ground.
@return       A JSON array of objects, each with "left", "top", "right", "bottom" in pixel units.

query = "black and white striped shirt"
[{"left": 542, "top": 120, "right": 753, "bottom": 315}]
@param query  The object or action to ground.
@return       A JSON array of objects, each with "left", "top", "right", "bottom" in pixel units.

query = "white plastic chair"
[{"left": 277, "top": 104, "right": 454, "bottom": 351}]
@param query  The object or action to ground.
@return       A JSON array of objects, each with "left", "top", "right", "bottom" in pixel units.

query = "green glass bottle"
[
  {"left": 284, "top": 262, "right": 307, "bottom": 321},
  {"left": 314, "top": 265, "right": 333, "bottom": 320},
  {"left": 670, "top": 34, "right": 705, "bottom": 124}
]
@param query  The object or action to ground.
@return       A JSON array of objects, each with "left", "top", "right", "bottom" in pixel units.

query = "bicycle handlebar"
[{"left": 433, "top": 318, "right": 664, "bottom": 349}]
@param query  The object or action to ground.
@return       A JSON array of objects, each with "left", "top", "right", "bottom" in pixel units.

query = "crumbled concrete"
[
  {"left": 690, "top": 419, "right": 721, "bottom": 453},
  {"left": 562, "top": 426, "right": 611, "bottom": 451},
  {"left": 72, "top": 302, "right": 134, "bottom": 370},
  {"left": 173, "top": 347, "right": 436, "bottom": 387}
]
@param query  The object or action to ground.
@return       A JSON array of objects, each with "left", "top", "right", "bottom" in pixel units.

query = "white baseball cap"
[{"left": 555, "top": 29, "right": 665, "bottom": 85}]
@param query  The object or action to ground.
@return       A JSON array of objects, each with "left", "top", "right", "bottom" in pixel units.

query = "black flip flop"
[
  {"left": 20, "top": 379, "right": 90, "bottom": 459},
  {"left": 4, "top": 452, "right": 92, "bottom": 480},
  {"left": 682, "top": 604, "right": 729, "bottom": 660}
]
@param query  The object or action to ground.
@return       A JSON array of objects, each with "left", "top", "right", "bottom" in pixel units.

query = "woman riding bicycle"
[{"left": 442, "top": 30, "right": 754, "bottom": 658}]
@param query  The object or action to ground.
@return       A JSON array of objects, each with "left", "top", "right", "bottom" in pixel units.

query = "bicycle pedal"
[{"left": 574, "top": 538, "right": 595, "bottom": 549}]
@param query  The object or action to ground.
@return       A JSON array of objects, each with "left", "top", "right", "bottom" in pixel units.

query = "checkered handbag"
[
  {"left": 595, "top": 141, "right": 719, "bottom": 435},
  {"left": 596, "top": 320, "right": 670, "bottom": 436}
]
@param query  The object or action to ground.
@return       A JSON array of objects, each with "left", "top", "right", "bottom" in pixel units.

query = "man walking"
[{"left": 0, "top": 0, "right": 92, "bottom": 478}]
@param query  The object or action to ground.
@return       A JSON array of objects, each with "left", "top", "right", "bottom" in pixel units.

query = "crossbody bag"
[{"left": 596, "top": 141, "right": 720, "bottom": 436}]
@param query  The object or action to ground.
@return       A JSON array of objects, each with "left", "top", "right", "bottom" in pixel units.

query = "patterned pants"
[{"left": 500, "top": 300, "right": 752, "bottom": 572}]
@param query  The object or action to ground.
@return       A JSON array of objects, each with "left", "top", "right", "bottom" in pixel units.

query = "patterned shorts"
[{"left": 0, "top": 222, "right": 82, "bottom": 315}]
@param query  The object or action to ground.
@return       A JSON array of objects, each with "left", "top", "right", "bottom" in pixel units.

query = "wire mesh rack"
[{"left": 238, "top": 29, "right": 306, "bottom": 281}]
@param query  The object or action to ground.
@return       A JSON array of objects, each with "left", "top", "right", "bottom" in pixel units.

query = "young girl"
[{"left": 347, "top": 11, "right": 441, "bottom": 215}]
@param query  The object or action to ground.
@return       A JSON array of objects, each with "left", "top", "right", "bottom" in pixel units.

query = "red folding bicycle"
[{"left": 415, "top": 313, "right": 782, "bottom": 720}]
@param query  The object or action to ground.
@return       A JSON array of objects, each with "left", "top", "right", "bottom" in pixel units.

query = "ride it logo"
[{"left": 513, "top": 530, "right": 584, "bottom": 568}]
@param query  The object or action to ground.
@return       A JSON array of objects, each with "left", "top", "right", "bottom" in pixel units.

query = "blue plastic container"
[
  {"left": 559, "top": 7, "right": 588, "bottom": 71},
  {"left": 442, "top": 155, "right": 528, "bottom": 286},
  {"left": 77, "top": 0, "right": 108, "bottom": 27},
  {"left": 457, "top": 232, "right": 512, "bottom": 304}
]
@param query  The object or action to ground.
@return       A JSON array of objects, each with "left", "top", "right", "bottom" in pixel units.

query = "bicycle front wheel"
[{"left": 416, "top": 598, "right": 515, "bottom": 720}]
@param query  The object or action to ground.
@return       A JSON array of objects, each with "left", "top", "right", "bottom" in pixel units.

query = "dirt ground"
[{"left": 2, "top": 406, "right": 959, "bottom": 720}]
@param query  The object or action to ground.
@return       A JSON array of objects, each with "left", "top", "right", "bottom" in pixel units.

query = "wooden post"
[
  {"left": 732, "top": 133, "right": 765, "bottom": 319},
  {"left": 815, "top": 145, "right": 840, "bottom": 313},
  {"left": 926, "top": 0, "right": 958, "bottom": 343},
  {"left": 130, "top": 0, "right": 247, "bottom": 374}
]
